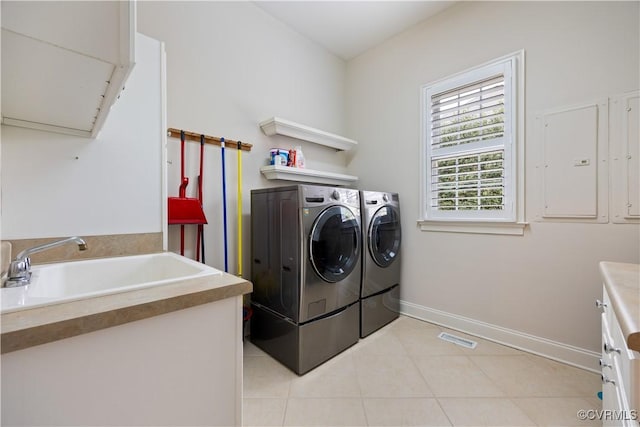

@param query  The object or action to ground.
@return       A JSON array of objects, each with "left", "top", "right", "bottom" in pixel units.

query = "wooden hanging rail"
[{"left": 167, "top": 128, "right": 253, "bottom": 152}]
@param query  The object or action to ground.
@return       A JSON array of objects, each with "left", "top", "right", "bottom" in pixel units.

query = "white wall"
[
  {"left": 1, "top": 33, "right": 164, "bottom": 239},
  {"left": 137, "top": 1, "right": 347, "bottom": 273},
  {"left": 346, "top": 1, "right": 640, "bottom": 363}
]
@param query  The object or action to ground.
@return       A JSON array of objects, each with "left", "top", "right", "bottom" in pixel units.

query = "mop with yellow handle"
[{"left": 237, "top": 140, "right": 243, "bottom": 277}]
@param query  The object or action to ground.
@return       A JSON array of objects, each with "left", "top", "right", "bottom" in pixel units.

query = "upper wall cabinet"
[{"left": 1, "top": 1, "right": 136, "bottom": 138}]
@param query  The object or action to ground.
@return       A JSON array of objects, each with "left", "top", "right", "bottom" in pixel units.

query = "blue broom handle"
[{"left": 221, "top": 137, "right": 229, "bottom": 272}]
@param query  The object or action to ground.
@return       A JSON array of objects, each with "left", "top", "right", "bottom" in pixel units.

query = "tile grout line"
[
  {"left": 281, "top": 394, "right": 288, "bottom": 427},
  {"left": 506, "top": 397, "right": 540, "bottom": 427},
  {"left": 352, "top": 352, "right": 369, "bottom": 427},
  {"left": 282, "top": 358, "right": 295, "bottom": 427},
  {"left": 469, "top": 353, "right": 515, "bottom": 398},
  {"left": 433, "top": 396, "right": 455, "bottom": 427},
  {"left": 405, "top": 347, "right": 437, "bottom": 399},
  {"left": 359, "top": 396, "right": 369, "bottom": 427}
]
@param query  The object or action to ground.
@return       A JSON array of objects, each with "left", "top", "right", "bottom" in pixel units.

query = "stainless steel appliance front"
[
  {"left": 360, "top": 191, "right": 401, "bottom": 337},
  {"left": 250, "top": 185, "right": 361, "bottom": 374}
]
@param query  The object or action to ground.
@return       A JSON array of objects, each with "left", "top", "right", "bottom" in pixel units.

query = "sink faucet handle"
[
  {"left": 8, "top": 257, "right": 29, "bottom": 274},
  {"left": 6, "top": 257, "right": 32, "bottom": 287}
]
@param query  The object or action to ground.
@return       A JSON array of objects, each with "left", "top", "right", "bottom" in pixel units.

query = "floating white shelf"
[
  {"left": 259, "top": 117, "right": 357, "bottom": 151},
  {"left": 260, "top": 165, "right": 358, "bottom": 186}
]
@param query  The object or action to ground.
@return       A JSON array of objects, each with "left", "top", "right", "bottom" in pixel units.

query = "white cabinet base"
[
  {"left": 1, "top": 297, "right": 243, "bottom": 426},
  {"left": 600, "top": 286, "right": 640, "bottom": 426}
]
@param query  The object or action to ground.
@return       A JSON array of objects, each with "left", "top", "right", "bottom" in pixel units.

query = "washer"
[
  {"left": 360, "top": 190, "right": 401, "bottom": 337},
  {"left": 250, "top": 185, "right": 361, "bottom": 374}
]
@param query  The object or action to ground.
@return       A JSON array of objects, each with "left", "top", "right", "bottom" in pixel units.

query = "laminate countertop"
[
  {"left": 600, "top": 261, "right": 640, "bottom": 352},
  {"left": 1, "top": 270, "right": 252, "bottom": 354}
]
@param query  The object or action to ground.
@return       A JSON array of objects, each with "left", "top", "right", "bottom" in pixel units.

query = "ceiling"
[{"left": 254, "top": 1, "right": 456, "bottom": 60}]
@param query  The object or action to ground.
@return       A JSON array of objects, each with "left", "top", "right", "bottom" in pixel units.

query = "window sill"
[{"left": 417, "top": 220, "right": 528, "bottom": 235}]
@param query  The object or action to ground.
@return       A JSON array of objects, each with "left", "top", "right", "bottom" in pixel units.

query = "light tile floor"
[{"left": 243, "top": 315, "right": 602, "bottom": 426}]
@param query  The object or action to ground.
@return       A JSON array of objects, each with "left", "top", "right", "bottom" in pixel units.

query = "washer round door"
[
  {"left": 368, "top": 206, "right": 401, "bottom": 267},
  {"left": 310, "top": 205, "right": 360, "bottom": 283}
]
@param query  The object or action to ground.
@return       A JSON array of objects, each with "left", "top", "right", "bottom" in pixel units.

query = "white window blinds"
[
  {"left": 431, "top": 150, "right": 505, "bottom": 211},
  {"left": 430, "top": 75, "right": 505, "bottom": 151},
  {"left": 423, "top": 57, "right": 515, "bottom": 221}
]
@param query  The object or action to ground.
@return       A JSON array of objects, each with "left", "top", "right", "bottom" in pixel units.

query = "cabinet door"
[
  {"left": 1, "top": 1, "right": 135, "bottom": 138},
  {"left": 611, "top": 90, "right": 640, "bottom": 224},
  {"left": 626, "top": 95, "right": 640, "bottom": 218},
  {"left": 602, "top": 315, "right": 621, "bottom": 425},
  {"left": 536, "top": 100, "right": 609, "bottom": 223},
  {"left": 601, "top": 290, "right": 639, "bottom": 426}
]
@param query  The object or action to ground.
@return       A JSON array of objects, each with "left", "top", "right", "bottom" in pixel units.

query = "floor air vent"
[{"left": 438, "top": 332, "right": 477, "bottom": 349}]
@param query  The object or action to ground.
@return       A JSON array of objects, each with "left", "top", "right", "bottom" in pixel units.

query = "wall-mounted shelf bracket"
[{"left": 167, "top": 128, "right": 252, "bottom": 151}]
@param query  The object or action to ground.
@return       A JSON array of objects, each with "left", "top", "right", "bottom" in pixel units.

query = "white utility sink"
[{"left": 1, "top": 252, "right": 223, "bottom": 313}]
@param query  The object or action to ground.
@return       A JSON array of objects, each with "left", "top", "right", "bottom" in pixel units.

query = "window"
[{"left": 420, "top": 52, "right": 525, "bottom": 235}]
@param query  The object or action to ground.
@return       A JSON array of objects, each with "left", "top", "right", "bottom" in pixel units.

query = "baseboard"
[{"left": 399, "top": 300, "right": 601, "bottom": 373}]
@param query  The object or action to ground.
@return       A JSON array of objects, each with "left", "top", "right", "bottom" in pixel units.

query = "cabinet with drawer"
[{"left": 599, "top": 284, "right": 640, "bottom": 426}]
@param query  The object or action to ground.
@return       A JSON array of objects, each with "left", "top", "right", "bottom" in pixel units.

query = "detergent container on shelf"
[{"left": 269, "top": 148, "right": 289, "bottom": 166}]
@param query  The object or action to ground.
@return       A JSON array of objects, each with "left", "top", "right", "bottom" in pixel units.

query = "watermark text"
[{"left": 577, "top": 409, "right": 638, "bottom": 421}]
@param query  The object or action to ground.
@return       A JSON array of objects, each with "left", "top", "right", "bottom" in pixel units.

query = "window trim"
[{"left": 418, "top": 50, "right": 526, "bottom": 235}]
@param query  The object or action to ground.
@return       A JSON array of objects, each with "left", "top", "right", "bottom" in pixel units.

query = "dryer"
[
  {"left": 250, "top": 185, "right": 361, "bottom": 374},
  {"left": 360, "top": 191, "right": 401, "bottom": 337}
]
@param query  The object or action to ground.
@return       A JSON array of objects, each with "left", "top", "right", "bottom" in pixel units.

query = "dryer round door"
[
  {"left": 309, "top": 205, "right": 360, "bottom": 283},
  {"left": 368, "top": 205, "right": 401, "bottom": 267}
]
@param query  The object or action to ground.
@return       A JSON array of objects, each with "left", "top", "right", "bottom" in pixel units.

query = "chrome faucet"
[{"left": 3, "top": 237, "right": 88, "bottom": 288}]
